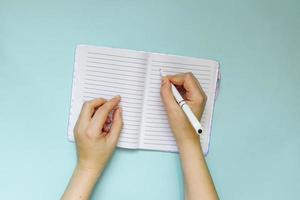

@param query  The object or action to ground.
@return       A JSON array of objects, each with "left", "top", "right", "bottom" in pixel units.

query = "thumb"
[
  {"left": 160, "top": 76, "right": 180, "bottom": 113},
  {"left": 108, "top": 107, "right": 123, "bottom": 143}
]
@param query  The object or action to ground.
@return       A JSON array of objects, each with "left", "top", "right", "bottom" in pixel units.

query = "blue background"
[{"left": 0, "top": 0, "right": 299, "bottom": 199}]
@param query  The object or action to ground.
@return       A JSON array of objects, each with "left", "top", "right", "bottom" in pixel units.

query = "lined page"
[
  {"left": 68, "top": 45, "right": 148, "bottom": 149},
  {"left": 140, "top": 53, "right": 219, "bottom": 154}
]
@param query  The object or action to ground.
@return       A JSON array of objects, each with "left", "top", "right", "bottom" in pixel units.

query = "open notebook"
[{"left": 68, "top": 45, "right": 220, "bottom": 155}]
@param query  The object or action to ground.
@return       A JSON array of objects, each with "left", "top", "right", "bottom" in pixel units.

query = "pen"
[{"left": 160, "top": 69, "right": 203, "bottom": 135}]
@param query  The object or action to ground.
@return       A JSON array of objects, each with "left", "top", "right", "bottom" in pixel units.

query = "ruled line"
[
  {"left": 85, "top": 78, "right": 143, "bottom": 87},
  {"left": 144, "top": 133, "right": 174, "bottom": 137},
  {"left": 147, "top": 85, "right": 209, "bottom": 91},
  {"left": 123, "top": 119, "right": 140, "bottom": 123},
  {"left": 146, "top": 111, "right": 166, "bottom": 115},
  {"left": 84, "top": 87, "right": 143, "bottom": 97},
  {"left": 145, "top": 99, "right": 161, "bottom": 103},
  {"left": 124, "top": 122, "right": 140, "bottom": 126},
  {"left": 86, "top": 69, "right": 145, "bottom": 79},
  {"left": 154, "top": 68, "right": 211, "bottom": 75},
  {"left": 146, "top": 102, "right": 163, "bottom": 107},
  {"left": 123, "top": 122, "right": 140, "bottom": 127},
  {"left": 152, "top": 60, "right": 211, "bottom": 68},
  {"left": 87, "top": 61, "right": 145, "bottom": 70},
  {"left": 85, "top": 74, "right": 145, "bottom": 84},
  {"left": 149, "top": 79, "right": 209, "bottom": 86},
  {"left": 123, "top": 127, "right": 139, "bottom": 131},
  {"left": 83, "top": 96, "right": 143, "bottom": 105},
  {"left": 87, "top": 51, "right": 147, "bottom": 61},
  {"left": 147, "top": 94, "right": 161, "bottom": 98},
  {"left": 144, "top": 129, "right": 172, "bottom": 133},
  {"left": 146, "top": 115, "right": 168, "bottom": 120},
  {"left": 121, "top": 131, "right": 140, "bottom": 136},
  {"left": 123, "top": 114, "right": 142, "bottom": 119},
  {"left": 144, "top": 120, "right": 169, "bottom": 125},
  {"left": 121, "top": 104, "right": 142, "bottom": 109},
  {"left": 144, "top": 107, "right": 165, "bottom": 112},
  {"left": 84, "top": 82, "right": 144, "bottom": 92},
  {"left": 118, "top": 140, "right": 138, "bottom": 144},
  {"left": 145, "top": 124, "right": 170, "bottom": 128},
  {"left": 120, "top": 135, "right": 139, "bottom": 140},
  {"left": 86, "top": 60, "right": 145, "bottom": 70},
  {"left": 87, "top": 56, "right": 147, "bottom": 65},
  {"left": 143, "top": 141, "right": 176, "bottom": 147},
  {"left": 143, "top": 137, "right": 175, "bottom": 142},
  {"left": 149, "top": 72, "right": 211, "bottom": 81},
  {"left": 83, "top": 91, "right": 143, "bottom": 101},
  {"left": 120, "top": 100, "right": 143, "bottom": 106},
  {"left": 86, "top": 65, "right": 145, "bottom": 74}
]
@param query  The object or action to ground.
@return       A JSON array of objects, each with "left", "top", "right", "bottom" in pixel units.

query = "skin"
[
  {"left": 161, "top": 73, "right": 219, "bottom": 200},
  {"left": 61, "top": 72, "right": 218, "bottom": 200}
]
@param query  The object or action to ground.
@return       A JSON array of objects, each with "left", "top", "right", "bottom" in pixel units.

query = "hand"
[
  {"left": 160, "top": 72, "right": 207, "bottom": 147},
  {"left": 61, "top": 96, "right": 123, "bottom": 200},
  {"left": 160, "top": 73, "right": 218, "bottom": 200},
  {"left": 74, "top": 95, "right": 123, "bottom": 174}
]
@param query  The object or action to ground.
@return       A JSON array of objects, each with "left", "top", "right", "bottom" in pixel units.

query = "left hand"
[{"left": 74, "top": 95, "right": 123, "bottom": 174}]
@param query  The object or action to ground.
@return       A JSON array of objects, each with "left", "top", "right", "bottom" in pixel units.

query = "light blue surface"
[{"left": 0, "top": 0, "right": 299, "bottom": 199}]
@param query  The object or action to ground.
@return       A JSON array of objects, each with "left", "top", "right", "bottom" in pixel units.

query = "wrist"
[
  {"left": 175, "top": 132, "right": 201, "bottom": 149},
  {"left": 76, "top": 162, "right": 104, "bottom": 178},
  {"left": 177, "top": 137, "right": 204, "bottom": 156}
]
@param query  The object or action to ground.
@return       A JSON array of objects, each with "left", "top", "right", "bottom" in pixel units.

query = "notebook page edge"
[
  {"left": 67, "top": 45, "right": 82, "bottom": 142},
  {"left": 204, "top": 61, "right": 220, "bottom": 156}
]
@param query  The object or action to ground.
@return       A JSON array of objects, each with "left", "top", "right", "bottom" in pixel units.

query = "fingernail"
[
  {"left": 161, "top": 77, "right": 168, "bottom": 85},
  {"left": 112, "top": 95, "right": 121, "bottom": 100},
  {"left": 118, "top": 106, "right": 122, "bottom": 114},
  {"left": 113, "top": 107, "right": 122, "bottom": 120}
]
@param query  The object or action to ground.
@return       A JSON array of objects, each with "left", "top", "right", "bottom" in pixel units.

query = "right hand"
[{"left": 160, "top": 72, "right": 207, "bottom": 147}]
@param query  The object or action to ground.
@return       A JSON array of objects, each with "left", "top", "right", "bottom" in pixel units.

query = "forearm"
[
  {"left": 61, "top": 165, "right": 103, "bottom": 200},
  {"left": 178, "top": 139, "right": 218, "bottom": 200}
]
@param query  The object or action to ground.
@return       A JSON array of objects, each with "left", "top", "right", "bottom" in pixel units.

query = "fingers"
[
  {"left": 108, "top": 107, "right": 123, "bottom": 142},
  {"left": 160, "top": 76, "right": 180, "bottom": 113},
  {"left": 89, "top": 95, "right": 121, "bottom": 133},
  {"left": 168, "top": 72, "right": 205, "bottom": 101},
  {"left": 169, "top": 72, "right": 202, "bottom": 92},
  {"left": 79, "top": 98, "right": 107, "bottom": 120}
]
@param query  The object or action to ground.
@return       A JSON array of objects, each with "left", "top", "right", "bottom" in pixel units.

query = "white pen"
[{"left": 160, "top": 69, "right": 203, "bottom": 135}]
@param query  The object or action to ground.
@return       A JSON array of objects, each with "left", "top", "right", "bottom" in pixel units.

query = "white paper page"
[
  {"left": 68, "top": 45, "right": 148, "bottom": 149},
  {"left": 140, "top": 53, "right": 219, "bottom": 154}
]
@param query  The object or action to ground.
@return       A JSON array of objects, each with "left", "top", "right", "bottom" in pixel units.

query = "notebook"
[{"left": 68, "top": 45, "right": 220, "bottom": 155}]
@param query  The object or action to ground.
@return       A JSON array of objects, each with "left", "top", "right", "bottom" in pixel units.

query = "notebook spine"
[{"left": 138, "top": 53, "right": 153, "bottom": 148}]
